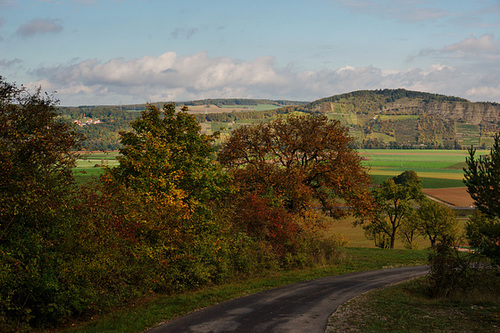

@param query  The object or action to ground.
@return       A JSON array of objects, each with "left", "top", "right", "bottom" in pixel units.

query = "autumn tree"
[
  {"left": 363, "top": 171, "right": 424, "bottom": 249},
  {"left": 464, "top": 134, "right": 500, "bottom": 264},
  {"left": 102, "top": 103, "right": 239, "bottom": 289},
  {"left": 108, "top": 103, "right": 224, "bottom": 213},
  {"left": 218, "top": 114, "right": 374, "bottom": 220}
]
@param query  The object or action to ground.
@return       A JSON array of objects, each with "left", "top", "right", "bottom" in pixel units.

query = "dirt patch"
[{"left": 423, "top": 187, "right": 474, "bottom": 207}]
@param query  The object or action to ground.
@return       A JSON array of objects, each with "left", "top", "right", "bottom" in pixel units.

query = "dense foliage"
[
  {"left": 0, "top": 78, "right": 83, "bottom": 330},
  {"left": 362, "top": 171, "right": 425, "bottom": 249},
  {"left": 0, "top": 83, "right": 351, "bottom": 331},
  {"left": 218, "top": 114, "right": 374, "bottom": 219}
]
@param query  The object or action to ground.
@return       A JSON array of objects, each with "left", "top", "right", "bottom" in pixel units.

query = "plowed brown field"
[{"left": 422, "top": 187, "right": 474, "bottom": 207}]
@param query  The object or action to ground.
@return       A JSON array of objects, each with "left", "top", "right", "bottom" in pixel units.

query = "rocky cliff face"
[
  {"left": 311, "top": 90, "right": 500, "bottom": 125},
  {"left": 422, "top": 102, "right": 500, "bottom": 124}
]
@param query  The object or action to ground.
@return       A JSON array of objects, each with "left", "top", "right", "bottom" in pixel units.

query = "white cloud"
[
  {"left": 26, "top": 51, "right": 500, "bottom": 105},
  {"left": 442, "top": 34, "right": 499, "bottom": 54},
  {"left": 412, "top": 34, "right": 500, "bottom": 67},
  {"left": 16, "top": 18, "right": 63, "bottom": 37},
  {"left": 466, "top": 85, "right": 500, "bottom": 102}
]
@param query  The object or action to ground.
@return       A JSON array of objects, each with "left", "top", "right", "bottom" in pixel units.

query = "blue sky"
[{"left": 1, "top": 0, "right": 500, "bottom": 106}]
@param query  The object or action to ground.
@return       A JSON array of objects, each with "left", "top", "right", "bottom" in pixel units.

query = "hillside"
[
  {"left": 59, "top": 90, "right": 500, "bottom": 150},
  {"left": 298, "top": 89, "right": 500, "bottom": 148}
]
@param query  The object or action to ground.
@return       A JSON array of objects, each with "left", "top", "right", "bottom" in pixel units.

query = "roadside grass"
[
  {"left": 327, "top": 270, "right": 500, "bottom": 332},
  {"left": 52, "top": 248, "right": 429, "bottom": 333}
]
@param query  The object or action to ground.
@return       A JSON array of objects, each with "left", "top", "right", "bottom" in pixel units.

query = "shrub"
[{"left": 426, "top": 237, "right": 476, "bottom": 297}]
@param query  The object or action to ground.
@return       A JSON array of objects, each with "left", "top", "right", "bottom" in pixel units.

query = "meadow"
[
  {"left": 73, "top": 151, "right": 120, "bottom": 183},
  {"left": 360, "top": 148, "right": 488, "bottom": 188}
]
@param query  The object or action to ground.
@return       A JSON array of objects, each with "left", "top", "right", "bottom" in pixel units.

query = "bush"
[{"left": 426, "top": 238, "right": 477, "bottom": 297}]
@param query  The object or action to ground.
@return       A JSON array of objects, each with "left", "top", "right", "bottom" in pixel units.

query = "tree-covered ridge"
[{"left": 309, "top": 88, "right": 469, "bottom": 108}]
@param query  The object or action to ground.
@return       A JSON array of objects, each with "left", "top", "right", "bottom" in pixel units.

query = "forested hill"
[
  {"left": 303, "top": 89, "right": 500, "bottom": 125},
  {"left": 275, "top": 89, "right": 500, "bottom": 149},
  {"left": 59, "top": 90, "right": 500, "bottom": 150}
]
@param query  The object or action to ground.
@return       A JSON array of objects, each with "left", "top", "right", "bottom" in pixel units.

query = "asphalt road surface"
[{"left": 147, "top": 265, "right": 428, "bottom": 333}]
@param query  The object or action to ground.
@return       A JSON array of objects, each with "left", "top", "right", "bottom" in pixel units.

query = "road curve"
[{"left": 146, "top": 265, "right": 428, "bottom": 333}]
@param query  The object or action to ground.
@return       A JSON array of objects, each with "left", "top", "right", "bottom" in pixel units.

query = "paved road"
[{"left": 147, "top": 265, "right": 428, "bottom": 333}]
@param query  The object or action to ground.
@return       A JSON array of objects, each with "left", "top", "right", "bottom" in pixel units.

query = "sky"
[{"left": 1, "top": 0, "right": 500, "bottom": 106}]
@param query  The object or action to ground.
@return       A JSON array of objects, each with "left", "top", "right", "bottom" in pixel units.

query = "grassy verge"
[
  {"left": 327, "top": 271, "right": 500, "bottom": 332},
  {"left": 53, "top": 248, "right": 428, "bottom": 333}
]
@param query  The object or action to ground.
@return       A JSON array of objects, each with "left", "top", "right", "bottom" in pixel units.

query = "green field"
[
  {"left": 73, "top": 151, "right": 120, "bottom": 183},
  {"left": 360, "top": 149, "right": 488, "bottom": 188}
]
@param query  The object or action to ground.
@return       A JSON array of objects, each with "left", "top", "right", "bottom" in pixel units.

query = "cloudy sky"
[{"left": 1, "top": 0, "right": 500, "bottom": 106}]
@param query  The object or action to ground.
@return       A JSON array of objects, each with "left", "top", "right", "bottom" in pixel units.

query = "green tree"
[
  {"left": 398, "top": 209, "right": 421, "bottom": 249},
  {"left": 464, "top": 135, "right": 500, "bottom": 264},
  {"left": 417, "top": 199, "right": 459, "bottom": 248},
  {"left": 464, "top": 134, "right": 500, "bottom": 217},
  {"left": 0, "top": 77, "right": 83, "bottom": 328},
  {"left": 465, "top": 210, "right": 500, "bottom": 265},
  {"left": 109, "top": 103, "right": 223, "bottom": 211},
  {"left": 363, "top": 171, "right": 424, "bottom": 249}
]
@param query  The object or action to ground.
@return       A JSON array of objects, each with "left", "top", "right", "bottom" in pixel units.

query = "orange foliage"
[{"left": 219, "top": 114, "right": 375, "bottom": 219}]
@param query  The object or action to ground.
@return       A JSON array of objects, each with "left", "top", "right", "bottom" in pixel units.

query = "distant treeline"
[
  {"left": 193, "top": 106, "right": 307, "bottom": 123},
  {"left": 59, "top": 100, "right": 308, "bottom": 150},
  {"left": 309, "top": 89, "right": 469, "bottom": 108}
]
